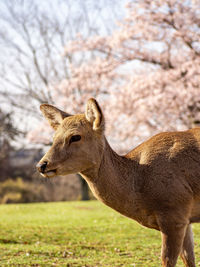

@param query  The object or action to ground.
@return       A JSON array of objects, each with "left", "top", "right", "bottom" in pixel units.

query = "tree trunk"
[{"left": 77, "top": 174, "right": 90, "bottom": 200}]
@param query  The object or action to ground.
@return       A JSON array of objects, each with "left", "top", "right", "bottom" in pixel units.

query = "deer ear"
[
  {"left": 40, "top": 104, "right": 71, "bottom": 130},
  {"left": 85, "top": 98, "right": 105, "bottom": 131}
]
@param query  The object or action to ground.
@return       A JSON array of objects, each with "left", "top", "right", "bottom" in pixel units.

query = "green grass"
[{"left": 0, "top": 201, "right": 199, "bottom": 266}]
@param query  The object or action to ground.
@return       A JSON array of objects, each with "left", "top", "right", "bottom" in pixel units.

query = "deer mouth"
[{"left": 41, "top": 169, "right": 57, "bottom": 178}]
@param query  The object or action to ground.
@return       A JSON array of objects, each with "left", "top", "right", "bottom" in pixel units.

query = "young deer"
[{"left": 37, "top": 98, "right": 200, "bottom": 267}]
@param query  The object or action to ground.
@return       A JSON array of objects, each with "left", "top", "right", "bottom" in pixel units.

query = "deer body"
[
  {"left": 83, "top": 130, "right": 200, "bottom": 230},
  {"left": 37, "top": 98, "right": 199, "bottom": 267}
]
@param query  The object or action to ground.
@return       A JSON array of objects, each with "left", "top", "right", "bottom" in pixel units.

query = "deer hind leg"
[
  {"left": 159, "top": 218, "right": 188, "bottom": 267},
  {"left": 180, "top": 224, "right": 196, "bottom": 267}
]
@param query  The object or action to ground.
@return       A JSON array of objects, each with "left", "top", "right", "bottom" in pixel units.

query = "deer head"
[{"left": 36, "top": 98, "right": 105, "bottom": 178}]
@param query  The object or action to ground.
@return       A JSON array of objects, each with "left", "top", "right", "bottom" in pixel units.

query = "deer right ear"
[
  {"left": 40, "top": 104, "right": 71, "bottom": 130},
  {"left": 85, "top": 98, "right": 105, "bottom": 131}
]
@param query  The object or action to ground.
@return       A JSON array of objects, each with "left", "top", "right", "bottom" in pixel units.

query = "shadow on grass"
[{"left": 0, "top": 238, "right": 20, "bottom": 244}]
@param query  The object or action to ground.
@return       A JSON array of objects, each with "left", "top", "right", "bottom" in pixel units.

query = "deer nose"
[{"left": 36, "top": 161, "right": 48, "bottom": 173}]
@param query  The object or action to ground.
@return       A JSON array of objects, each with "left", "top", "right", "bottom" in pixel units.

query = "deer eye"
[{"left": 69, "top": 135, "right": 81, "bottom": 144}]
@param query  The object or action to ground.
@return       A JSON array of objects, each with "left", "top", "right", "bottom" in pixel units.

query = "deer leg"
[
  {"left": 159, "top": 220, "right": 187, "bottom": 267},
  {"left": 180, "top": 224, "right": 195, "bottom": 267}
]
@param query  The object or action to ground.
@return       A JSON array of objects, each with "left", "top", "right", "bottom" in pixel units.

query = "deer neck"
[{"left": 81, "top": 138, "right": 139, "bottom": 215}]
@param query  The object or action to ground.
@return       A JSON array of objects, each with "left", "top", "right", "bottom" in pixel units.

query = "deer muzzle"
[{"left": 36, "top": 161, "right": 57, "bottom": 178}]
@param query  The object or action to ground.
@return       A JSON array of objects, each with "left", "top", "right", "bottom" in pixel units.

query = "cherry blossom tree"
[{"left": 30, "top": 0, "right": 200, "bottom": 154}]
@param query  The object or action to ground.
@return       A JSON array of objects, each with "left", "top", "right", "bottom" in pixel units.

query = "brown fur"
[{"left": 37, "top": 98, "right": 200, "bottom": 267}]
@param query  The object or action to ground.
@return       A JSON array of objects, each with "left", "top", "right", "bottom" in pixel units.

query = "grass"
[{"left": 0, "top": 201, "right": 199, "bottom": 266}]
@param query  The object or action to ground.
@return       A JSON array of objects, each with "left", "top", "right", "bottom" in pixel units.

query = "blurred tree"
[
  {"left": 0, "top": 0, "right": 123, "bottom": 116},
  {"left": 0, "top": 109, "right": 20, "bottom": 180},
  {"left": 0, "top": 109, "right": 19, "bottom": 143}
]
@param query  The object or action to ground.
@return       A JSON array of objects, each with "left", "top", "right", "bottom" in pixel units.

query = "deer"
[{"left": 36, "top": 98, "right": 200, "bottom": 267}]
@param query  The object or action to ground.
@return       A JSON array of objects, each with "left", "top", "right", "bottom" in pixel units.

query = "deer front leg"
[
  {"left": 180, "top": 224, "right": 196, "bottom": 267},
  {"left": 159, "top": 220, "right": 187, "bottom": 267}
]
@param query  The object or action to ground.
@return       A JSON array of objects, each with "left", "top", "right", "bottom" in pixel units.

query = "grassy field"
[{"left": 0, "top": 201, "right": 200, "bottom": 266}]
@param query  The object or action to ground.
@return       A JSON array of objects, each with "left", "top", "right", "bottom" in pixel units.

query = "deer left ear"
[
  {"left": 40, "top": 104, "right": 71, "bottom": 130},
  {"left": 85, "top": 98, "right": 105, "bottom": 131}
]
